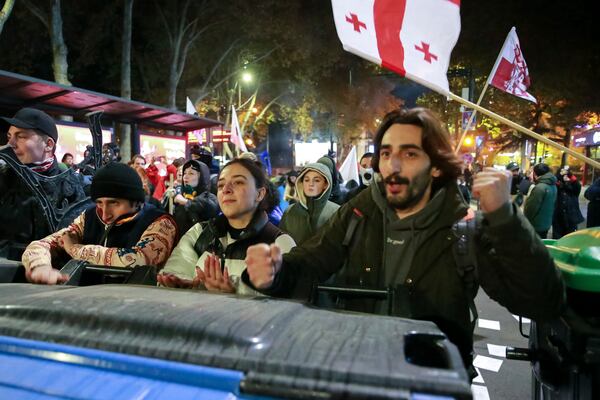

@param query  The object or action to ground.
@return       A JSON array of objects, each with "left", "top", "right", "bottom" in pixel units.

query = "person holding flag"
[{"left": 242, "top": 0, "right": 566, "bottom": 373}]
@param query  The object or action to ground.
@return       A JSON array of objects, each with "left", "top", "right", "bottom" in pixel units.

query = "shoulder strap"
[
  {"left": 342, "top": 208, "right": 364, "bottom": 246},
  {"left": 452, "top": 210, "right": 481, "bottom": 332},
  {"left": 193, "top": 221, "right": 219, "bottom": 256}
]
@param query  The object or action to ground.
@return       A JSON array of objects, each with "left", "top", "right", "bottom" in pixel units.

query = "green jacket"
[
  {"left": 246, "top": 179, "right": 565, "bottom": 366},
  {"left": 524, "top": 172, "right": 558, "bottom": 232},
  {"left": 279, "top": 163, "right": 340, "bottom": 245}
]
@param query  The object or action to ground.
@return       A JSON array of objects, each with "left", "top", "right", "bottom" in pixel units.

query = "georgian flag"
[
  {"left": 487, "top": 27, "right": 537, "bottom": 103},
  {"left": 331, "top": 0, "right": 461, "bottom": 95}
]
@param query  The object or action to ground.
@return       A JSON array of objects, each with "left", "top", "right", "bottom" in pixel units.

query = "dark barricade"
[
  {"left": 0, "top": 284, "right": 473, "bottom": 400},
  {"left": 506, "top": 229, "right": 600, "bottom": 399}
]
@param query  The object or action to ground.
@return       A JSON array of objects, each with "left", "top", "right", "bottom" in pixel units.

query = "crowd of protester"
[{"left": 0, "top": 106, "right": 577, "bottom": 377}]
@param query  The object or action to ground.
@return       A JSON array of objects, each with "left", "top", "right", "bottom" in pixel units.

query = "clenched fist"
[
  {"left": 472, "top": 167, "right": 511, "bottom": 213},
  {"left": 245, "top": 243, "right": 282, "bottom": 289}
]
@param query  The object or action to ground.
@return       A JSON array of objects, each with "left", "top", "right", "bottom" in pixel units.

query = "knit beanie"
[{"left": 91, "top": 162, "right": 145, "bottom": 202}]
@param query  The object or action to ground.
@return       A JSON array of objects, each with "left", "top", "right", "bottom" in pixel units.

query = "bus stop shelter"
[{"left": 0, "top": 69, "right": 222, "bottom": 158}]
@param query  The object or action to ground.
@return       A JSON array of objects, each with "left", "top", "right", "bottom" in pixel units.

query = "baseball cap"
[
  {"left": 506, "top": 162, "right": 519, "bottom": 171},
  {"left": 1, "top": 108, "right": 58, "bottom": 142}
]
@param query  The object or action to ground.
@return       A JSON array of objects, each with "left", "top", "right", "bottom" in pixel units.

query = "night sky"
[{"left": 0, "top": 0, "right": 597, "bottom": 112}]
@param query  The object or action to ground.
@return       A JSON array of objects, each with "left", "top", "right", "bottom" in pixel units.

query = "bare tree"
[
  {"left": 23, "top": 0, "right": 71, "bottom": 85},
  {"left": 0, "top": 0, "right": 15, "bottom": 36},
  {"left": 119, "top": 0, "right": 135, "bottom": 159},
  {"left": 157, "top": 0, "right": 212, "bottom": 109},
  {"left": 121, "top": 0, "right": 134, "bottom": 99}
]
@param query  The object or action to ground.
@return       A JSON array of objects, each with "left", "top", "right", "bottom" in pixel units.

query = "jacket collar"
[
  {"left": 211, "top": 210, "right": 269, "bottom": 241},
  {"left": 95, "top": 204, "right": 147, "bottom": 228}
]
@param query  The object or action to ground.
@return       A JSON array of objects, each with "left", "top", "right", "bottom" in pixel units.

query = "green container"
[{"left": 544, "top": 228, "right": 600, "bottom": 293}]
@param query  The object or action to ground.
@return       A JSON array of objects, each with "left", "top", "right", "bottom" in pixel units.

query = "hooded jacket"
[
  {"left": 279, "top": 163, "right": 340, "bottom": 244},
  {"left": 317, "top": 156, "right": 346, "bottom": 205},
  {"left": 174, "top": 160, "right": 219, "bottom": 236},
  {"left": 524, "top": 172, "right": 557, "bottom": 232},
  {"left": 243, "top": 177, "right": 565, "bottom": 368}
]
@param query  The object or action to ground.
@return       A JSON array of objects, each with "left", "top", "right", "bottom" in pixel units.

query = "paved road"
[{"left": 471, "top": 291, "right": 533, "bottom": 400}]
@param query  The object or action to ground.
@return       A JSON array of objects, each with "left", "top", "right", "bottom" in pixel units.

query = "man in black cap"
[
  {"left": 0, "top": 108, "right": 85, "bottom": 260},
  {"left": 506, "top": 161, "right": 525, "bottom": 206},
  {"left": 22, "top": 162, "right": 178, "bottom": 285}
]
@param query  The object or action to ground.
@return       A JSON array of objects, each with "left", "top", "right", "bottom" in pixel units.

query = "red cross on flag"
[
  {"left": 487, "top": 27, "right": 537, "bottom": 103},
  {"left": 331, "top": 0, "right": 461, "bottom": 95}
]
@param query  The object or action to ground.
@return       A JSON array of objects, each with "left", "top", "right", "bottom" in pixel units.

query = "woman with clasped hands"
[{"left": 157, "top": 158, "right": 295, "bottom": 295}]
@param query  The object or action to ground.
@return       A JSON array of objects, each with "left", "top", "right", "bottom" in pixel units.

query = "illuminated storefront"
[{"left": 55, "top": 122, "right": 113, "bottom": 164}]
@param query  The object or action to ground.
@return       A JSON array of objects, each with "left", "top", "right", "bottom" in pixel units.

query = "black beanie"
[{"left": 91, "top": 162, "right": 145, "bottom": 202}]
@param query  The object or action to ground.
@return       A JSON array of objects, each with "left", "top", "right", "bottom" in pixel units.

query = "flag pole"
[
  {"left": 447, "top": 92, "right": 600, "bottom": 170},
  {"left": 454, "top": 82, "right": 489, "bottom": 153},
  {"left": 455, "top": 28, "right": 515, "bottom": 153}
]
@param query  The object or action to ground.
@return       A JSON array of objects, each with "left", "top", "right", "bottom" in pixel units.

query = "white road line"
[
  {"left": 478, "top": 318, "right": 501, "bottom": 330},
  {"left": 512, "top": 315, "right": 531, "bottom": 324},
  {"left": 471, "top": 384, "right": 491, "bottom": 400},
  {"left": 473, "top": 355, "right": 503, "bottom": 372},
  {"left": 487, "top": 344, "right": 507, "bottom": 358},
  {"left": 472, "top": 367, "right": 485, "bottom": 384}
]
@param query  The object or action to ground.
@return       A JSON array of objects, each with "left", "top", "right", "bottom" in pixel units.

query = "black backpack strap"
[
  {"left": 452, "top": 211, "right": 481, "bottom": 332},
  {"left": 343, "top": 208, "right": 364, "bottom": 246},
  {"left": 193, "top": 221, "right": 218, "bottom": 257}
]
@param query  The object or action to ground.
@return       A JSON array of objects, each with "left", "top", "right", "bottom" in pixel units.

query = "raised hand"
[
  {"left": 245, "top": 243, "right": 282, "bottom": 289},
  {"left": 472, "top": 167, "right": 511, "bottom": 213}
]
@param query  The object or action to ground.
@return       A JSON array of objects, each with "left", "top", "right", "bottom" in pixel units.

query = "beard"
[{"left": 383, "top": 167, "right": 433, "bottom": 210}]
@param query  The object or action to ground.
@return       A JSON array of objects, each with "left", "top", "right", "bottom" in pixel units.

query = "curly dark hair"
[{"left": 372, "top": 107, "right": 462, "bottom": 189}]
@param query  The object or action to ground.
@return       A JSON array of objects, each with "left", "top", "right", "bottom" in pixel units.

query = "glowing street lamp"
[
  {"left": 238, "top": 71, "right": 253, "bottom": 108},
  {"left": 242, "top": 71, "right": 253, "bottom": 83}
]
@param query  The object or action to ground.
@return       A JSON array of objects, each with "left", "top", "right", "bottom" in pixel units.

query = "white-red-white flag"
[
  {"left": 331, "top": 0, "right": 461, "bottom": 95},
  {"left": 230, "top": 105, "right": 247, "bottom": 153},
  {"left": 487, "top": 27, "right": 537, "bottom": 103}
]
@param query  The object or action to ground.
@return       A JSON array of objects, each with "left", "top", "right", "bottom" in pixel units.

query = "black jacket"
[
  {"left": 244, "top": 181, "right": 565, "bottom": 367},
  {"left": 173, "top": 160, "right": 219, "bottom": 236},
  {"left": 584, "top": 178, "right": 600, "bottom": 228},
  {"left": 82, "top": 203, "right": 169, "bottom": 248},
  {"left": 0, "top": 151, "right": 86, "bottom": 259}
]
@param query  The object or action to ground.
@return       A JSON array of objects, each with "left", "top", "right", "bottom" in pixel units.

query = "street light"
[
  {"left": 238, "top": 71, "right": 254, "bottom": 109},
  {"left": 242, "top": 71, "right": 253, "bottom": 83}
]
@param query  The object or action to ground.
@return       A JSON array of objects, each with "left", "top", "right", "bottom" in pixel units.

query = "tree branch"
[
  {"left": 0, "top": 0, "right": 15, "bottom": 36},
  {"left": 22, "top": 0, "right": 49, "bottom": 31},
  {"left": 154, "top": 0, "right": 173, "bottom": 45}
]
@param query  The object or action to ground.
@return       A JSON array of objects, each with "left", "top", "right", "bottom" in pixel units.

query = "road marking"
[
  {"left": 472, "top": 367, "right": 485, "bottom": 383},
  {"left": 512, "top": 314, "right": 531, "bottom": 323},
  {"left": 487, "top": 343, "right": 507, "bottom": 358},
  {"left": 478, "top": 318, "right": 500, "bottom": 330},
  {"left": 473, "top": 355, "right": 503, "bottom": 372},
  {"left": 471, "top": 384, "right": 491, "bottom": 400}
]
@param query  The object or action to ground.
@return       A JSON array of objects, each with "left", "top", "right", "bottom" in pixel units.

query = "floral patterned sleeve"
[
  {"left": 22, "top": 213, "right": 86, "bottom": 272},
  {"left": 64, "top": 215, "right": 178, "bottom": 268}
]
